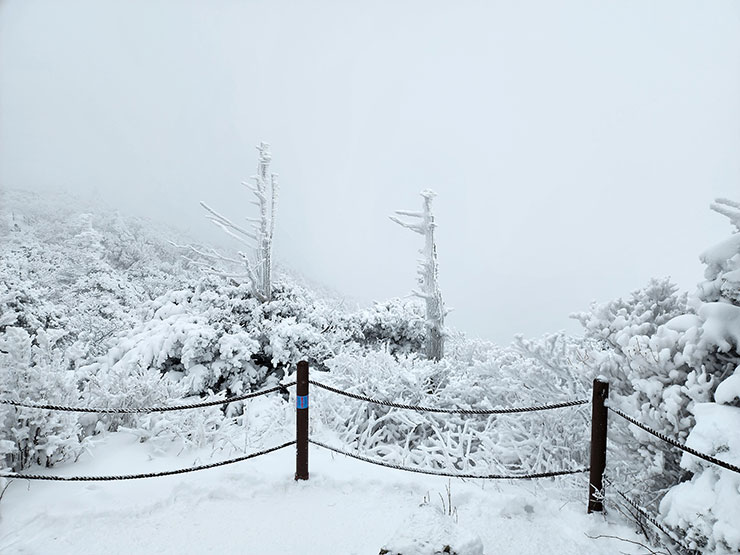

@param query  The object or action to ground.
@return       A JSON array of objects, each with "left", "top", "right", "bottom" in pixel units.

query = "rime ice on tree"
[
  {"left": 189, "top": 142, "right": 278, "bottom": 302},
  {"left": 390, "top": 190, "right": 446, "bottom": 361}
]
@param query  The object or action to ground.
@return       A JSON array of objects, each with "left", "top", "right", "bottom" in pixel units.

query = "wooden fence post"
[
  {"left": 295, "top": 360, "right": 309, "bottom": 480},
  {"left": 588, "top": 378, "right": 609, "bottom": 513}
]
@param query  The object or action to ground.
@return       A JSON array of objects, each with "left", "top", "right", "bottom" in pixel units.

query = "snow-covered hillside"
[{"left": 1, "top": 190, "right": 739, "bottom": 554}]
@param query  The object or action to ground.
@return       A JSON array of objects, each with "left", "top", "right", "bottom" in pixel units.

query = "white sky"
[{"left": 1, "top": 0, "right": 739, "bottom": 344}]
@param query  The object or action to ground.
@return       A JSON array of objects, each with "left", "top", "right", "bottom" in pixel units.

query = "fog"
[{"left": 1, "top": 0, "right": 739, "bottom": 344}]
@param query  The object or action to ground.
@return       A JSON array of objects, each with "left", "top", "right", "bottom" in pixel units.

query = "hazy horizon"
[{"left": 2, "top": 0, "right": 738, "bottom": 344}]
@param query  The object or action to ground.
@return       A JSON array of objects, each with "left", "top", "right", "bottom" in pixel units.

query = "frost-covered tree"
[
  {"left": 390, "top": 190, "right": 446, "bottom": 361},
  {"left": 0, "top": 326, "right": 86, "bottom": 473},
  {"left": 658, "top": 197, "right": 740, "bottom": 553},
  {"left": 698, "top": 197, "right": 740, "bottom": 306},
  {"left": 573, "top": 197, "right": 740, "bottom": 552},
  {"left": 572, "top": 278, "right": 694, "bottom": 502},
  {"left": 188, "top": 142, "right": 279, "bottom": 302}
]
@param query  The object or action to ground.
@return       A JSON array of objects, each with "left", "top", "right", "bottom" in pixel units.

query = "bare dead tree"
[
  {"left": 176, "top": 142, "right": 278, "bottom": 302},
  {"left": 390, "top": 190, "right": 446, "bottom": 361}
]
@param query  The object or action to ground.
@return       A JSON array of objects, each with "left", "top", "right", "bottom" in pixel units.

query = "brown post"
[
  {"left": 588, "top": 378, "right": 609, "bottom": 513},
  {"left": 295, "top": 360, "right": 309, "bottom": 480}
]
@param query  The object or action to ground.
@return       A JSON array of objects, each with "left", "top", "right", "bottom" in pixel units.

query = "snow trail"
[{"left": 0, "top": 432, "right": 646, "bottom": 555}]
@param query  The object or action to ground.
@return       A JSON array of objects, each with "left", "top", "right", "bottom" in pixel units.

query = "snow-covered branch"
[{"left": 710, "top": 198, "right": 740, "bottom": 231}]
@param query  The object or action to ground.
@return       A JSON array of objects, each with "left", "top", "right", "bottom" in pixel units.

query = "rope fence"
[
  {"left": 585, "top": 387, "right": 737, "bottom": 554},
  {"left": 0, "top": 441, "right": 295, "bottom": 482},
  {"left": 0, "top": 382, "right": 295, "bottom": 414},
  {"left": 2, "top": 362, "right": 590, "bottom": 489},
  {"left": 310, "top": 438, "right": 589, "bottom": 480},
  {"left": 607, "top": 405, "right": 740, "bottom": 475},
  {"left": 309, "top": 379, "right": 588, "bottom": 414},
  {"left": 4, "top": 359, "right": 734, "bottom": 555},
  {"left": 602, "top": 476, "right": 700, "bottom": 555}
]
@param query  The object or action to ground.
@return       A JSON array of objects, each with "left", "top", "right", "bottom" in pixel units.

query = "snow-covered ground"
[{"left": 0, "top": 432, "right": 647, "bottom": 555}]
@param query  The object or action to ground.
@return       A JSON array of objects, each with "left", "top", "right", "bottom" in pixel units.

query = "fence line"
[
  {"left": 310, "top": 438, "right": 589, "bottom": 480},
  {"left": 4, "top": 360, "right": 732, "bottom": 554},
  {"left": 586, "top": 395, "right": 739, "bottom": 554},
  {"left": 0, "top": 382, "right": 295, "bottom": 414},
  {"left": 603, "top": 476, "right": 700, "bottom": 555},
  {"left": 309, "top": 379, "right": 588, "bottom": 414},
  {"left": 607, "top": 406, "right": 740, "bottom": 475},
  {"left": 0, "top": 441, "right": 295, "bottom": 481}
]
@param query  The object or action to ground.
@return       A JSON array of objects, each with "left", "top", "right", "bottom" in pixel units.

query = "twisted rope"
[
  {"left": 0, "top": 441, "right": 295, "bottom": 481},
  {"left": 0, "top": 382, "right": 295, "bottom": 414},
  {"left": 603, "top": 476, "right": 699, "bottom": 555},
  {"left": 309, "top": 439, "right": 588, "bottom": 479},
  {"left": 608, "top": 407, "right": 740, "bottom": 475},
  {"left": 309, "top": 380, "right": 588, "bottom": 414}
]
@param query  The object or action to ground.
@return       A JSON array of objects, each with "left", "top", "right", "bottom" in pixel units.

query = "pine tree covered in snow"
[
  {"left": 658, "top": 198, "right": 740, "bottom": 553},
  {"left": 571, "top": 198, "right": 740, "bottom": 552}
]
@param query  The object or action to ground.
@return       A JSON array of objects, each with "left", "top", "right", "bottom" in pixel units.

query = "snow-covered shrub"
[
  {"left": 1, "top": 191, "right": 196, "bottom": 361},
  {"left": 659, "top": 393, "right": 740, "bottom": 553},
  {"left": 0, "top": 190, "right": 213, "bottom": 473},
  {"left": 309, "top": 334, "right": 590, "bottom": 478},
  {"left": 0, "top": 327, "right": 86, "bottom": 473},
  {"left": 571, "top": 278, "right": 695, "bottom": 499},
  {"left": 346, "top": 298, "right": 426, "bottom": 356},
  {"left": 85, "top": 276, "right": 352, "bottom": 399},
  {"left": 82, "top": 361, "right": 277, "bottom": 454}
]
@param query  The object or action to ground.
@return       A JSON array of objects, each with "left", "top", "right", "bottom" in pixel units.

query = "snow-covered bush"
[
  {"left": 0, "top": 190, "right": 208, "bottom": 474},
  {"left": 0, "top": 327, "right": 86, "bottom": 473},
  {"left": 1, "top": 191, "right": 195, "bottom": 360},
  {"left": 571, "top": 278, "right": 696, "bottom": 501},
  {"left": 347, "top": 298, "right": 426, "bottom": 356},
  {"left": 81, "top": 360, "right": 281, "bottom": 455},
  {"left": 309, "top": 334, "right": 590, "bottom": 477},
  {"left": 83, "top": 276, "right": 348, "bottom": 398},
  {"left": 659, "top": 395, "right": 740, "bottom": 553}
]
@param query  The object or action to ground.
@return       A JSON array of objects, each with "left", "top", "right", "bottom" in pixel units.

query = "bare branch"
[
  {"left": 208, "top": 219, "right": 257, "bottom": 246},
  {"left": 389, "top": 215, "right": 424, "bottom": 234},
  {"left": 394, "top": 210, "right": 424, "bottom": 218},
  {"left": 714, "top": 197, "right": 740, "bottom": 210},
  {"left": 200, "top": 202, "right": 258, "bottom": 240},
  {"left": 169, "top": 241, "right": 243, "bottom": 265}
]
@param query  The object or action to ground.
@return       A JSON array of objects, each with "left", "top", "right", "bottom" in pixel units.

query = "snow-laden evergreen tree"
[
  {"left": 658, "top": 198, "right": 740, "bottom": 553},
  {"left": 573, "top": 198, "right": 740, "bottom": 552},
  {"left": 188, "top": 142, "right": 279, "bottom": 302},
  {"left": 390, "top": 190, "right": 446, "bottom": 361},
  {"left": 572, "top": 277, "right": 694, "bottom": 504}
]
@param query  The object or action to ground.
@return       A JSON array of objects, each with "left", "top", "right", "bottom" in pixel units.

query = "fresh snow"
[
  {"left": 659, "top": 403, "right": 740, "bottom": 553},
  {"left": 0, "top": 432, "right": 648, "bottom": 555}
]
